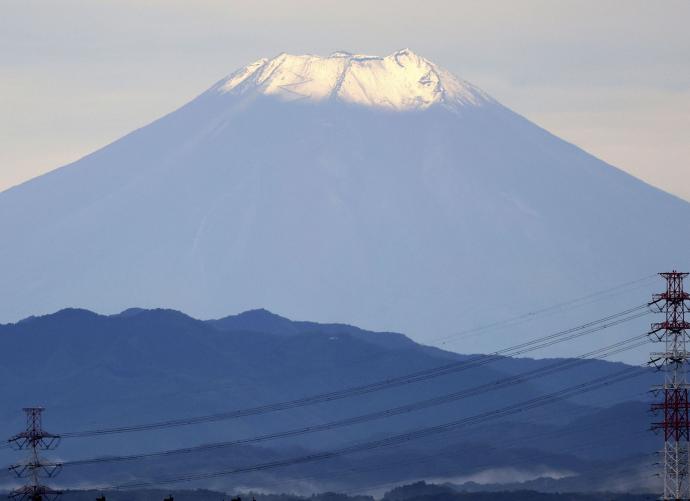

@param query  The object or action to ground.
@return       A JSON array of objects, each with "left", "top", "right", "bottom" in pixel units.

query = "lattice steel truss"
[
  {"left": 650, "top": 272, "right": 690, "bottom": 500},
  {"left": 7, "top": 408, "right": 62, "bottom": 501}
]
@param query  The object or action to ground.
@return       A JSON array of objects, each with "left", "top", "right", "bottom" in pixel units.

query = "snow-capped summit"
[{"left": 213, "top": 49, "right": 492, "bottom": 110}]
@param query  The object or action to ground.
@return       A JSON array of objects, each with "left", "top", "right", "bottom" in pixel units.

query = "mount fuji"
[{"left": 1, "top": 49, "right": 688, "bottom": 352}]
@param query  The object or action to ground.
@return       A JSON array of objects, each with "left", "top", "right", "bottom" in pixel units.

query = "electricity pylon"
[
  {"left": 8, "top": 408, "right": 62, "bottom": 501},
  {"left": 650, "top": 272, "right": 690, "bottom": 500}
]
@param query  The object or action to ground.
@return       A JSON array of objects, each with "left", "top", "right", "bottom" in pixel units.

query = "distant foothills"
[
  {"left": 0, "top": 307, "right": 657, "bottom": 495},
  {"left": 52, "top": 482, "right": 657, "bottom": 501}
]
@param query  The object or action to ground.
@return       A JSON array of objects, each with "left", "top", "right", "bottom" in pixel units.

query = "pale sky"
[{"left": 1, "top": 0, "right": 689, "bottom": 199}]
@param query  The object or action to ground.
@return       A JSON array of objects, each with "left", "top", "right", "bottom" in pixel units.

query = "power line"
[
  {"left": 62, "top": 333, "right": 649, "bottom": 468},
  {"left": 58, "top": 304, "right": 649, "bottom": 439},
  {"left": 290, "top": 424, "right": 652, "bottom": 496},
  {"left": 19, "top": 274, "right": 654, "bottom": 419},
  {"left": 244, "top": 415, "right": 654, "bottom": 497},
  {"left": 432, "top": 274, "right": 657, "bottom": 345},
  {"left": 107, "top": 366, "right": 647, "bottom": 489}
]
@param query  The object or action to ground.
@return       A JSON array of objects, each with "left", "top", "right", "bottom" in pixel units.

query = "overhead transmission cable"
[
  {"left": 61, "top": 332, "right": 649, "bottom": 468},
  {"left": 25, "top": 274, "right": 655, "bottom": 418},
  {"left": 432, "top": 273, "right": 657, "bottom": 345},
  {"left": 58, "top": 303, "right": 650, "bottom": 439},
  {"left": 106, "top": 365, "right": 647, "bottom": 489},
  {"left": 282, "top": 423, "right": 652, "bottom": 496},
  {"left": 349, "top": 430, "right": 652, "bottom": 494}
]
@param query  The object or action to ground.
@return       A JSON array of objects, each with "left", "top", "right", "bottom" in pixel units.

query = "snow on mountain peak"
[{"left": 214, "top": 49, "right": 493, "bottom": 111}]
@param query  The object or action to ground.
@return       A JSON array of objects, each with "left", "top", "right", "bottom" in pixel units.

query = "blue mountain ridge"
[{"left": 0, "top": 307, "right": 657, "bottom": 493}]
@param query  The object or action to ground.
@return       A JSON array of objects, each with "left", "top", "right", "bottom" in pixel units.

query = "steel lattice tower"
[
  {"left": 8, "top": 408, "right": 62, "bottom": 501},
  {"left": 650, "top": 272, "right": 690, "bottom": 500}
]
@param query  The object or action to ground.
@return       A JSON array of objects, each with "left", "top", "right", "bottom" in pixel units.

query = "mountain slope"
[
  {"left": 0, "top": 308, "right": 655, "bottom": 493},
  {"left": 0, "top": 49, "right": 687, "bottom": 356}
]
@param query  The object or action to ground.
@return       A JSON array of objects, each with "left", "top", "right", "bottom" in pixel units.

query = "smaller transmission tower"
[
  {"left": 8, "top": 408, "right": 62, "bottom": 501},
  {"left": 650, "top": 272, "right": 690, "bottom": 500}
]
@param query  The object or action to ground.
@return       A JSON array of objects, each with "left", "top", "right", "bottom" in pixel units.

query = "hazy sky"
[{"left": 2, "top": 0, "right": 689, "bottom": 199}]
